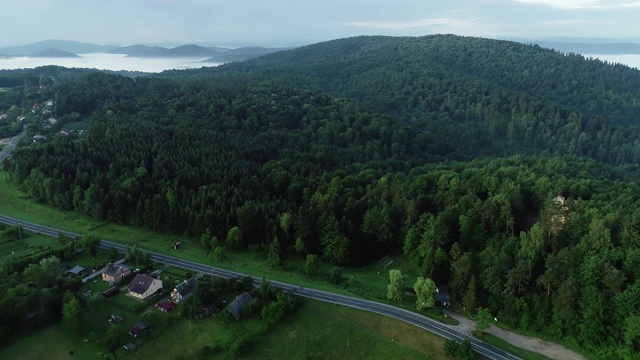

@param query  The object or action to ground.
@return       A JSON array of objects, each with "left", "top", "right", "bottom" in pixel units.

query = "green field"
[
  {"left": 0, "top": 326, "right": 98, "bottom": 360},
  {"left": 64, "top": 120, "right": 91, "bottom": 131},
  {"left": 245, "top": 299, "right": 448, "bottom": 360},
  {"left": 0, "top": 299, "right": 451, "bottom": 360},
  {"left": 130, "top": 299, "right": 450, "bottom": 360},
  {"left": 0, "top": 232, "right": 56, "bottom": 263}
]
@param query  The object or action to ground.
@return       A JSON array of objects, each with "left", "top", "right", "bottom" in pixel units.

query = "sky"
[{"left": 2, "top": 0, "right": 640, "bottom": 47}]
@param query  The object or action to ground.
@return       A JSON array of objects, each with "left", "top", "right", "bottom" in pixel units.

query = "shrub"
[{"left": 329, "top": 266, "right": 343, "bottom": 284}]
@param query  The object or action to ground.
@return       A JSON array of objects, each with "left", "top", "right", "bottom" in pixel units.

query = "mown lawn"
[
  {"left": 0, "top": 232, "right": 56, "bottom": 263},
  {"left": 0, "top": 325, "right": 100, "bottom": 360}
]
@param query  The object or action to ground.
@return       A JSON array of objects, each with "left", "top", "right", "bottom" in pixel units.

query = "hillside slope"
[
  {"left": 203, "top": 35, "right": 640, "bottom": 126},
  {"left": 167, "top": 35, "right": 640, "bottom": 165}
]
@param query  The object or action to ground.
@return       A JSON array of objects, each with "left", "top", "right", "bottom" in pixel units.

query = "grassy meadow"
[{"left": 0, "top": 298, "right": 451, "bottom": 360}]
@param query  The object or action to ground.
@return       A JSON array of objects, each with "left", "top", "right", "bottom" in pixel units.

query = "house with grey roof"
[
  {"left": 67, "top": 264, "right": 86, "bottom": 276},
  {"left": 171, "top": 277, "right": 197, "bottom": 304},
  {"left": 226, "top": 292, "right": 253, "bottom": 320},
  {"left": 102, "top": 263, "right": 131, "bottom": 285}
]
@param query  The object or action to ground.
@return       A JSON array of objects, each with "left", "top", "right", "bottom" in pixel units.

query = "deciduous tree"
[
  {"left": 387, "top": 269, "right": 405, "bottom": 303},
  {"left": 413, "top": 277, "right": 436, "bottom": 311},
  {"left": 304, "top": 254, "right": 319, "bottom": 278},
  {"left": 475, "top": 307, "right": 492, "bottom": 336}
]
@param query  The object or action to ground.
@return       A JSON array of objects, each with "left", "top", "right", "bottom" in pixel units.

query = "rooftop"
[
  {"left": 174, "top": 277, "right": 197, "bottom": 296},
  {"left": 128, "top": 274, "right": 159, "bottom": 294}
]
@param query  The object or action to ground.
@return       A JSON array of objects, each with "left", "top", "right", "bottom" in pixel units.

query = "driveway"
[{"left": 444, "top": 311, "right": 585, "bottom": 360}]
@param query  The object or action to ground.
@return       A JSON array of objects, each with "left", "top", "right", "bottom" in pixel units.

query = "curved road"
[{"left": 0, "top": 213, "right": 520, "bottom": 360}]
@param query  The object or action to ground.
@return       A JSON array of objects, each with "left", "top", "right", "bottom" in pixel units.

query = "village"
[{"left": 56, "top": 245, "right": 275, "bottom": 357}]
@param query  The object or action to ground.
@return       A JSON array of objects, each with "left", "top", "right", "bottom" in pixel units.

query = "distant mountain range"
[
  {"left": 31, "top": 48, "right": 81, "bottom": 58},
  {"left": 5, "top": 37, "right": 639, "bottom": 63},
  {"left": 0, "top": 40, "right": 116, "bottom": 56},
  {"left": 0, "top": 40, "right": 290, "bottom": 63}
]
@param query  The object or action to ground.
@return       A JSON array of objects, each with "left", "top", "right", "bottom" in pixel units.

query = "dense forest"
[{"left": 2, "top": 35, "right": 640, "bottom": 358}]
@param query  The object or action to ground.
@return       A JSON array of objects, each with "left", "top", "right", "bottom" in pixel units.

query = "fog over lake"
[
  {"left": 1, "top": 52, "right": 639, "bottom": 73},
  {"left": 585, "top": 54, "right": 640, "bottom": 70},
  {"left": 0, "top": 53, "right": 220, "bottom": 73}
]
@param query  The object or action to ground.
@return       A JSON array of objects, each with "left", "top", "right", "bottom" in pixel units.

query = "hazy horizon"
[
  {"left": 3, "top": 1, "right": 640, "bottom": 47},
  {"left": 0, "top": 53, "right": 221, "bottom": 73},
  {"left": 1, "top": 51, "right": 638, "bottom": 74}
]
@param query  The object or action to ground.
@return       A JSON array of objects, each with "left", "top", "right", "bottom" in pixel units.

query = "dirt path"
[{"left": 444, "top": 311, "right": 585, "bottom": 360}]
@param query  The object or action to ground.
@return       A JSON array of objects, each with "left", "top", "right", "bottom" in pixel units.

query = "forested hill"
[
  {"left": 185, "top": 35, "right": 640, "bottom": 126},
  {"left": 162, "top": 35, "right": 640, "bottom": 164},
  {"left": 3, "top": 35, "right": 640, "bottom": 358}
]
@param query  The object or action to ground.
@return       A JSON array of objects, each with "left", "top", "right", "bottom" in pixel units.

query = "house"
[
  {"left": 171, "top": 278, "right": 197, "bottom": 304},
  {"left": 32, "top": 135, "right": 46, "bottom": 142},
  {"left": 226, "top": 292, "right": 253, "bottom": 320},
  {"left": 102, "top": 263, "right": 131, "bottom": 284},
  {"left": 102, "top": 286, "right": 120, "bottom": 300},
  {"left": 67, "top": 264, "right": 86, "bottom": 276},
  {"left": 58, "top": 129, "right": 70, "bottom": 136},
  {"left": 155, "top": 301, "right": 176, "bottom": 313},
  {"left": 129, "top": 320, "right": 151, "bottom": 337},
  {"left": 128, "top": 274, "right": 163, "bottom": 301},
  {"left": 435, "top": 287, "right": 451, "bottom": 307}
]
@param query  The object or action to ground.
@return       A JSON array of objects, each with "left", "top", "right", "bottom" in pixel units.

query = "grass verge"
[{"left": 474, "top": 332, "right": 551, "bottom": 360}]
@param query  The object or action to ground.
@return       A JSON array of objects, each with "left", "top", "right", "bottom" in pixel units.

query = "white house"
[{"left": 128, "top": 274, "right": 163, "bottom": 301}]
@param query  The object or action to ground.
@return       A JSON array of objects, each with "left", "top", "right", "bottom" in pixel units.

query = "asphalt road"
[
  {"left": 0, "top": 212, "right": 520, "bottom": 360},
  {"left": 0, "top": 130, "right": 25, "bottom": 163}
]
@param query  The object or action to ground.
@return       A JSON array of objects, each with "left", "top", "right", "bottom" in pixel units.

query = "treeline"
[{"left": 10, "top": 75, "right": 426, "bottom": 263}]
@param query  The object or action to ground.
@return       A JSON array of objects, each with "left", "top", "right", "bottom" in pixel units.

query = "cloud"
[
  {"left": 342, "top": 17, "right": 473, "bottom": 30},
  {"left": 541, "top": 19, "right": 612, "bottom": 26},
  {"left": 514, "top": 0, "right": 640, "bottom": 9},
  {"left": 341, "top": 15, "right": 515, "bottom": 38}
]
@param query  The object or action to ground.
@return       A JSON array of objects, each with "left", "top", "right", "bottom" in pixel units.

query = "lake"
[
  {"left": 0, "top": 52, "right": 639, "bottom": 74},
  {"left": 0, "top": 53, "right": 220, "bottom": 73},
  {"left": 584, "top": 54, "right": 640, "bottom": 69}
]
